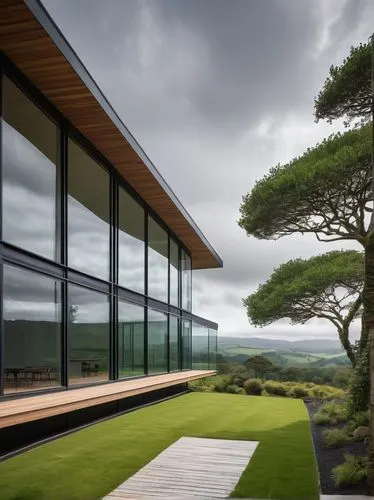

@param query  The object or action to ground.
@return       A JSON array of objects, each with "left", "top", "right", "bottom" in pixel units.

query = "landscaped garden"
[{"left": 0, "top": 392, "right": 319, "bottom": 500}]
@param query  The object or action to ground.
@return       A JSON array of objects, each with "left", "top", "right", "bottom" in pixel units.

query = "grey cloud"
[{"left": 41, "top": 0, "right": 373, "bottom": 338}]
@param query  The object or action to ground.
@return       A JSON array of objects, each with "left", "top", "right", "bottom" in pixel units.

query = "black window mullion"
[
  {"left": 60, "top": 126, "right": 68, "bottom": 266},
  {"left": 167, "top": 236, "right": 170, "bottom": 372},
  {"left": 144, "top": 212, "right": 148, "bottom": 297},
  {"left": 109, "top": 293, "right": 117, "bottom": 380},
  {"left": 109, "top": 172, "right": 117, "bottom": 380},
  {"left": 110, "top": 172, "right": 118, "bottom": 285},
  {"left": 61, "top": 127, "right": 68, "bottom": 388},
  {"left": 208, "top": 325, "right": 210, "bottom": 370},
  {"left": 61, "top": 280, "right": 68, "bottom": 388},
  {"left": 167, "top": 236, "right": 170, "bottom": 304},
  {"left": 0, "top": 63, "right": 3, "bottom": 395},
  {"left": 144, "top": 306, "right": 148, "bottom": 375},
  {"left": 178, "top": 245, "right": 182, "bottom": 309},
  {"left": 144, "top": 212, "right": 148, "bottom": 375},
  {"left": 167, "top": 314, "right": 170, "bottom": 373}
]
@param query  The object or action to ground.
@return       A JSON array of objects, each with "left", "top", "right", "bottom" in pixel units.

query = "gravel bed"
[{"left": 305, "top": 399, "right": 368, "bottom": 495}]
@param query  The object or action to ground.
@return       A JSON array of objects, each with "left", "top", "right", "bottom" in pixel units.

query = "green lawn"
[{"left": 0, "top": 393, "right": 319, "bottom": 500}]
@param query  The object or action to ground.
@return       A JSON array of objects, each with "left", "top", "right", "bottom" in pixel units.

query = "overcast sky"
[{"left": 42, "top": 0, "right": 374, "bottom": 341}]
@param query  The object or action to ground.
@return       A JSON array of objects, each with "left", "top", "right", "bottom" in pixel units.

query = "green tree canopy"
[
  {"left": 244, "top": 355, "right": 275, "bottom": 379},
  {"left": 244, "top": 250, "right": 364, "bottom": 363},
  {"left": 314, "top": 42, "right": 371, "bottom": 125},
  {"left": 239, "top": 124, "right": 371, "bottom": 245}
]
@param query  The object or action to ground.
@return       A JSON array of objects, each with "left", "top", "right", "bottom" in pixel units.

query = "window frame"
[{"left": 0, "top": 53, "right": 212, "bottom": 400}]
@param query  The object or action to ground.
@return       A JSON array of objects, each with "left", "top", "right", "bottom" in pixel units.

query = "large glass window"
[
  {"left": 2, "top": 77, "right": 59, "bottom": 260},
  {"left": 169, "top": 315, "right": 179, "bottom": 371},
  {"left": 68, "top": 139, "right": 110, "bottom": 281},
  {"left": 148, "top": 309, "right": 168, "bottom": 373},
  {"left": 148, "top": 217, "right": 168, "bottom": 302},
  {"left": 209, "top": 328, "right": 218, "bottom": 370},
  {"left": 182, "top": 319, "right": 192, "bottom": 370},
  {"left": 192, "top": 323, "right": 209, "bottom": 370},
  {"left": 68, "top": 285, "right": 109, "bottom": 385},
  {"left": 118, "top": 188, "right": 145, "bottom": 293},
  {"left": 3, "top": 265, "right": 61, "bottom": 393},
  {"left": 118, "top": 300, "right": 145, "bottom": 377},
  {"left": 181, "top": 250, "right": 192, "bottom": 311},
  {"left": 170, "top": 239, "right": 179, "bottom": 306}
]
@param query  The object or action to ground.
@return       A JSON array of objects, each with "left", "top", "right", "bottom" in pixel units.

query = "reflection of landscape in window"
[
  {"left": 3, "top": 265, "right": 61, "bottom": 393},
  {"left": 148, "top": 310, "right": 168, "bottom": 373},
  {"left": 118, "top": 301, "right": 145, "bottom": 377},
  {"left": 192, "top": 324, "right": 218, "bottom": 370},
  {"left": 182, "top": 320, "right": 192, "bottom": 370},
  {"left": 68, "top": 285, "right": 109, "bottom": 385},
  {"left": 169, "top": 316, "right": 179, "bottom": 371},
  {"left": 192, "top": 324, "right": 209, "bottom": 370}
]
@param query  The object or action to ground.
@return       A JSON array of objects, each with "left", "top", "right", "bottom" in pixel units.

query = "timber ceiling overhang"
[{"left": 0, "top": 0, "right": 223, "bottom": 270}]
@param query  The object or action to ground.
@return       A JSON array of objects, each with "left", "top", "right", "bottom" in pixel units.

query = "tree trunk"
[
  {"left": 337, "top": 325, "right": 356, "bottom": 365},
  {"left": 360, "top": 309, "right": 369, "bottom": 352},
  {"left": 363, "top": 235, "right": 374, "bottom": 492}
]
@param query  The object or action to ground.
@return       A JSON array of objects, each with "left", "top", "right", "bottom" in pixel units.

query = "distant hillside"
[{"left": 218, "top": 336, "right": 344, "bottom": 354}]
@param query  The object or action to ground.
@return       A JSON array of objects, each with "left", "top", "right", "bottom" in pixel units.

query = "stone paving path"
[{"left": 103, "top": 437, "right": 259, "bottom": 499}]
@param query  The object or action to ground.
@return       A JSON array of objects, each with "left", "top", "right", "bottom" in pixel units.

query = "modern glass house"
[{"left": 0, "top": 0, "right": 221, "bottom": 447}]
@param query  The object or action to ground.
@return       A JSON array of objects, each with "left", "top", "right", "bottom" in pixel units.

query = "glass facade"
[
  {"left": 148, "top": 216, "right": 168, "bottom": 302},
  {"left": 191, "top": 325, "right": 217, "bottom": 370},
  {"left": 3, "top": 264, "right": 61, "bottom": 393},
  {"left": 148, "top": 309, "right": 168, "bottom": 374},
  {"left": 208, "top": 328, "right": 218, "bottom": 370},
  {"left": 169, "top": 239, "right": 179, "bottom": 307},
  {"left": 2, "top": 77, "right": 59, "bottom": 261},
  {"left": 192, "top": 323, "right": 209, "bottom": 370},
  {"left": 118, "top": 188, "right": 145, "bottom": 294},
  {"left": 0, "top": 66, "right": 218, "bottom": 398},
  {"left": 118, "top": 300, "right": 145, "bottom": 377},
  {"left": 68, "top": 285, "right": 109, "bottom": 385},
  {"left": 68, "top": 139, "right": 110, "bottom": 281},
  {"left": 181, "top": 250, "right": 192, "bottom": 311},
  {"left": 182, "top": 319, "right": 192, "bottom": 370},
  {"left": 169, "top": 315, "right": 179, "bottom": 371}
]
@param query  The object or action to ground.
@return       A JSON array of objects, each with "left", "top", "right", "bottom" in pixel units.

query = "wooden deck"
[
  {"left": 103, "top": 437, "right": 259, "bottom": 499},
  {"left": 0, "top": 370, "right": 215, "bottom": 429}
]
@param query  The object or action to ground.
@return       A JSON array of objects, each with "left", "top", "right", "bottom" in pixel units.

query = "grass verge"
[{"left": 0, "top": 392, "right": 318, "bottom": 500}]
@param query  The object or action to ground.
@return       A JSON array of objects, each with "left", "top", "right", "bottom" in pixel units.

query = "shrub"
[
  {"left": 347, "top": 345, "right": 369, "bottom": 417},
  {"left": 332, "top": 454, "right": 367, "bottom": 486},
  {"left": 311, "top": 387, "right": 324, "bottom": 398},
  {"left": 243, "top": 378, "right": 263, "bottom": 396},
  {"left": 314, "top": 413, "right": 332, "bottom": 425},
  {"left": 305, "top": 383, "right": 315, "bottom": 389},
  {"left": 226, "top": 384, "right": 239, "bottom": 394},
  {"left": 349, "top": 410, "right": 370, "bottom": 430},
  {"left": 290, "top": 385, "right": 310, "bottom": 399},
  {"left": 313, "top": 401, "right": 347, "bottom": 425},
  {"left": 235, "top": 387, "right": 246, "bottom": 395},
  {"left": 324, "top": 428, "right": 351, "bottom": 448},
  {"left": 231, "top": 373, "right": 248, "bottom": 387},
  {"left": 263, "top": 381, "right": 287, "bottom": 397}
]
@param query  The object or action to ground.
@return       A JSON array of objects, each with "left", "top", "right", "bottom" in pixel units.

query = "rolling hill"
[{"left": 217, "top": 337, "right": 348, "bottom": 368}]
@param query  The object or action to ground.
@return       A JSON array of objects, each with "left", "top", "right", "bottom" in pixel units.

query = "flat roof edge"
[{"left": 26, "top": 0, "right": 223, "bottom": 269}]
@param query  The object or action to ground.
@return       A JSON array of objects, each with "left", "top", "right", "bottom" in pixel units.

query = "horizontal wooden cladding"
[
  {"left": 0, "top": 370, "right": 216, "bottom": 428},
  {"left": 0, "top": 0, "right": 222, "bottom": 269}
]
